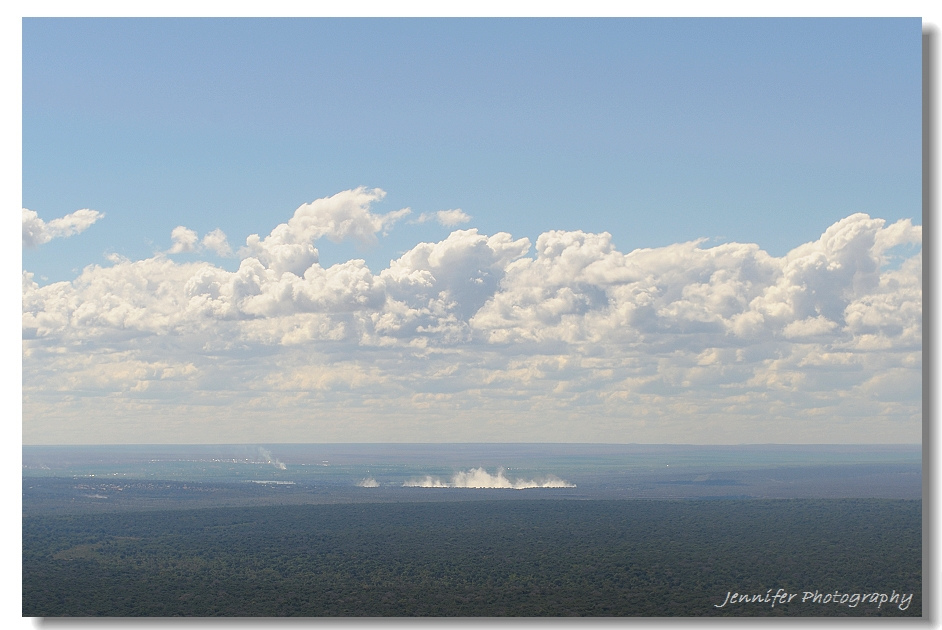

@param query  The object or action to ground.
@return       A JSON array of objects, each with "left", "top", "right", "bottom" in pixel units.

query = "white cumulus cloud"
[
  {"left": 415, "top": 209, "right": 472, "bottom": 226},
  {"left": 239, "top": 187, "right": 409, "bottom": 276},
  {"left": 169, "top": 226, "right": 200, "bottom": 253},
  {"left": 21, "top": 192, "right": 922, "bottom": 445},
  {"left": 168, "top": 226, "right": 234, "bottom": 257},
  {"left": 201, "top": 228, "right": 233, "bottom": 257},
  {"left": 23, "top": 208, "right": 104, "bottom": 247}
]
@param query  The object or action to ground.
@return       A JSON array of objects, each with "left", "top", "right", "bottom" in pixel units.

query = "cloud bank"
[
  {"left": 21, "top": 189, "right": 922, "bottom": 444},
  {"left": 404, "top": 468, "right": 575, "bottom": 489}
]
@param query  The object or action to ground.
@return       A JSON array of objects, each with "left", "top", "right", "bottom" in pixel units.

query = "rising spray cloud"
[
  {"left": 404, "top": 467, "right": 574, "bottom": 489},
  {"left": 257, "top": 447, "right": 287, "bottom": 470}
]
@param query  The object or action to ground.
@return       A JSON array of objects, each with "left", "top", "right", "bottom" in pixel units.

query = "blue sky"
[
  {"left": 21, "top": 18, "right": 923, "bottom": 445},
  {"left": 24, "top": 18, "right": 921, "bottom": 279}
]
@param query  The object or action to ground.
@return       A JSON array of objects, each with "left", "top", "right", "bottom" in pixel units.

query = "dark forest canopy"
[{"left": 23, "top": 498, "right": 921, "bottom": 617}]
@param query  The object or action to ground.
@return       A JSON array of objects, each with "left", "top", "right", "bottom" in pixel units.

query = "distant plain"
[
  {"left": 22, "top": 443, "right": 921, "bottom": 513},
  {"left": 22, "top": 444, "right": 921, "bottom": 617}
]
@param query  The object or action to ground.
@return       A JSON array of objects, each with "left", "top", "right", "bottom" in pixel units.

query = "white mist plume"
[
  {"left": 257, "top": 447, "right": 287, "bottom": 470},
  {"left": 403, "top": 467, "right": 575, "bottom": 489},
  {"left": 357, "top": 477, "right": 379, "bottom": 488}
]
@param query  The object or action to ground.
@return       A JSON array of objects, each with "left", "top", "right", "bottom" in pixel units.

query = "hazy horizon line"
[{"left": 22, "top": 442, "right": 921, "bottom": 448}]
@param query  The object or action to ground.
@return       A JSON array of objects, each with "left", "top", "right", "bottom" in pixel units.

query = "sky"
[{"left": 20, "top": 17, "right": 923, "bottom": 445}]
